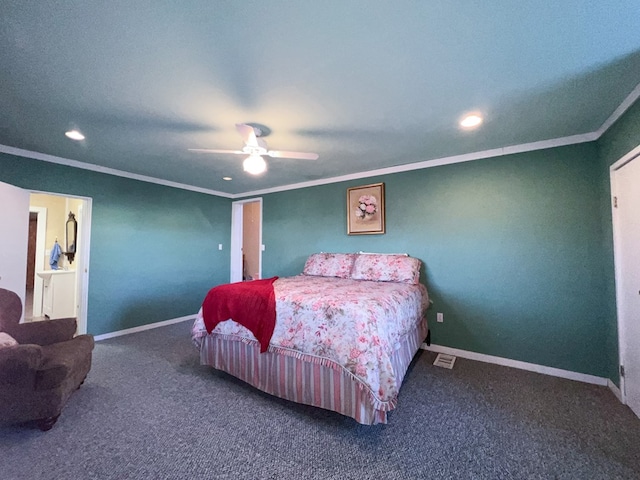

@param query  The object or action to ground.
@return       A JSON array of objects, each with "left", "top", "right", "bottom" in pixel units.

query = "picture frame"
[{"left": 347, "top": 182, "right": 386, "bottom": 235}]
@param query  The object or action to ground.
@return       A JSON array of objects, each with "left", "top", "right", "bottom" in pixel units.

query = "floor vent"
[{"left": 433, "top": 353, "right": 456, "bottom": 369}]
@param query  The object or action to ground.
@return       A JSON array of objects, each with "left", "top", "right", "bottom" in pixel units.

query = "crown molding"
[
  {"left": 232, "top": 131, "right": 598, "bottom": 198},
  {"left": 0, "top": 144, "right": 234, "bottom": 198},
  {"left": 593, "top": 81, "right": 640, "bottom": 139},
  {"left": 3, "top": 81, "right": 639, "bottom": 200}
]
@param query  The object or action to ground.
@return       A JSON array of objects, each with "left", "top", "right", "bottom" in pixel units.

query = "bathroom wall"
[
  {"left": 28, "top": 194, "right": 84, "bottom": 271},
  {"left": 30, "top": 193, "right": 67, "bottom": 269}
]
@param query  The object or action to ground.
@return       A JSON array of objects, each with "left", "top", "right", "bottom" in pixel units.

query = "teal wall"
[
  {"left": 596, "top": 99, "right": 640, "bottom": 382},
  {"left": 2, "top": 96, "right": 637, "bottom": 378},
  {"left": 260, "top": 143, "right": 613, "bottom": 378},
  {"left": 0, "top": 153, "right": 231, "bottom": 335}
]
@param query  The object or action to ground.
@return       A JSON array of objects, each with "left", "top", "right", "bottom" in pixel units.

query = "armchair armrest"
[
  {"left": 0, "top": 344, "right": 42, "bottom": 387},
  {"left": 35, "top": 334, "right": 95, "bottom": 390},
  {"left": 9, "top": 317, "right": 77, "bottom": 346},
  {"left": 36, "top": 363, "right": 72, "bottom": 391}
]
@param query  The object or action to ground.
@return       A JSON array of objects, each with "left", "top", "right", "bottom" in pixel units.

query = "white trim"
[
  {"left": 234, "top": 132, "right": 597, "bottom": 198},
  {"left": 608, "top": 379, "right": 623, "bottom": 403},
  {"left": 0, "top": 145, "right": 233, "bottom": 199},
  {"left": 609, "top": 143, "right": 640, "bottom": 171},
  {"left": 230, "top": 197, "right": 263, "bottom": 282},
  {"left": 610, "top": 163, "right": 626, "bottom": 402},
  {"left": 421, "top": 343, "right": 608, "bottom": 386},
  {"left": 1, "top": 134, "right": 595, "bottom": 200},
  {"left": 594, "top": 82, "right": 640, "bottom": 139},
  {"left": 230, "top": 202, "right": 244, "bottom": 282},
  {"left": 0, "top": 121, "right": 619, "bottom": 202},
  {"left": 29, "top": 191, "right": 92, "bottom": 335},
  {"left": 2, "top": 81, "right": 639, "bottom": 199},
  {"left": 29, "top": 206, "right": 47, "bottom": 317},
  {"left": 76, "top": 198, "right": 92, "bottom": 336},
  {"left": 93, "top": 314, "right": 196, "bottom": 342}
]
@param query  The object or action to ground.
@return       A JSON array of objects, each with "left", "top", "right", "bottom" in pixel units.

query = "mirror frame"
[{"left": 65, "top": 212, "right": 77, "bottom": 264}]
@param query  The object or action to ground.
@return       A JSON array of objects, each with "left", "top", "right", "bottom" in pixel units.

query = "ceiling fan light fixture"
[
  {"left": 243, "top": 154, "right": 267, "bottom": 175},
  {"left": 189, "top": 123, "right": 317, "bottom": 176}
]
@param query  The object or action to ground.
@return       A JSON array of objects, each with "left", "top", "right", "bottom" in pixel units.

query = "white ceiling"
[{"left": 1, "top": 1, "right": 639, "bottom": 197}]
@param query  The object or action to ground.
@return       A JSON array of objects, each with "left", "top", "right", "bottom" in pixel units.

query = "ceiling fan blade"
[
  {"left": 188, "top": 148, "right": 244, "bottom": 155},
  {"left": 267, "top": 150, "right": 319, "bottom": 160},
  {"left": 235, "top": 123, "right": 260, "bottom": 147}
]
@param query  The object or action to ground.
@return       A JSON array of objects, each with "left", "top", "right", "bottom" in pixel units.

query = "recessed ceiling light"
[
  {"left": 459, "top": 114, "right": 483, "bottom": 129},
  {"left": 222, "top": 176, "right": 232, "bottom": 181},
  {"left": 65, "top": 129, "right": 85, "bottom": 141}
]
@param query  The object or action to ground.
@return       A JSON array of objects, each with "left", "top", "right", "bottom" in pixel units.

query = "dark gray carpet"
[{"left": 1, "top": 321, "right": 639, "bottom": 480}]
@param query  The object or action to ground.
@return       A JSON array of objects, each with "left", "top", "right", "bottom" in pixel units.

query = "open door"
[
  {"left": 0, "top": 181, "right": 30, "bottom": 322},
  {"left": 230, "top": 198, "right": 263, "bottom": 283}
]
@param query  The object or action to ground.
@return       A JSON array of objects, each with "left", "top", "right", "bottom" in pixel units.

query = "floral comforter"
[{"left": 192, "top": 275, "right": 429, "bottom": 403}]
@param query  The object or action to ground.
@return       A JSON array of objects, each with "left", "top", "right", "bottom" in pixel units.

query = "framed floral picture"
[{"left": 347, "top": 182, "right": 386, "bottom": 235}]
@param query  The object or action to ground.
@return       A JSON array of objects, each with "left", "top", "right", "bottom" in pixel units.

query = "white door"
[
  {"left": 0, "top": 181, "right": 30, "bottom": 322},
  {"left": 613, "top": 154, "right": 640, "bottom": 418}
]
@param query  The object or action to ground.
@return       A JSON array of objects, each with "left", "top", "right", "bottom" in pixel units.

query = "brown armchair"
[{"left": 0, "top": 287, "right": 94, "bottom": 430}]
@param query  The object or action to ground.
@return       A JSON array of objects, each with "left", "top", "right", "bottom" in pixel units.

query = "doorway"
[
  {"left": 26, "top": 193, "right": 91, "bottom": 335},
  {"left": 26, "top": 210, "right": 42, "bottom": 320},
  {"left": 611, "top": 146, "right": 640, "bottom": 419},
  {"left": 230, "top": 198, "right": 263, "bottom": 283}
]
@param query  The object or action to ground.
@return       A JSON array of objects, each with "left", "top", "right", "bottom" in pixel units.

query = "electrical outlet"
[
  {"left": 437, "top": 312, "right": 444, "bottom": 323},
  {"left": 218, "top": 244, "right": 223, "bottom": 250}
]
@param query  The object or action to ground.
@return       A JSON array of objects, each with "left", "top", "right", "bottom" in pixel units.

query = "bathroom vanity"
[{"left": 37, "top": 270, "right": 76, "bottom": 320}]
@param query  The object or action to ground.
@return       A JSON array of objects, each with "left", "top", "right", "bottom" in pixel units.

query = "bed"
[{"left": 191, "top": 252, "right": 429, "bottom": 424}]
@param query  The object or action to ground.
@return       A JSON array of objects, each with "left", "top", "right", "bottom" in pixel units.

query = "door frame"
[
  {"left": 75, "top": 199, "right": 92, "bottom": 335},
  {"left": 30, "top": 190, "right": 92, "bottom": 335},
  {"left": 610, "top": 143, "right": 640, "bottom": 405},
  {"left": 30, "top": 206, "right": 47, "bottom": 317},
  {"left": 230, "top": 197, "right": 263, "bottom": 283}
]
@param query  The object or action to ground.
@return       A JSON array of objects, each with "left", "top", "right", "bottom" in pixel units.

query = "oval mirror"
[{"left": 65, "top": 212, "right": 77, "bottom": 264}]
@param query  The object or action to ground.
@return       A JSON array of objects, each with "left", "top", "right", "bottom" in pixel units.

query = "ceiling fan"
[{"left": 189, "top": 123, "right": 319, "bottom": 175}]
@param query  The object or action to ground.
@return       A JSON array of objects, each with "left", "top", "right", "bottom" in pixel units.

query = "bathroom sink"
[{"left": 37, "top": 270, "right": 75, "bottom": 280}]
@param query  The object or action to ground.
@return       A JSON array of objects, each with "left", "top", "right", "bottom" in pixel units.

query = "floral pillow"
[
  {"left": 0, "top": 332, "right": 18, "bottom": 348},
  {"left": 302, "top": 253, "right": 356, "bottom": 278},
  {"left": 351, "top": 254, "right": 421, "bottom": 284}
]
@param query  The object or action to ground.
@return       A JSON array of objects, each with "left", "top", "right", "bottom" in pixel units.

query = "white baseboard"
[
  {"left": 94, "top": 314, "right": 196, "bottom": 342},
  {"left": 94, "top": 323, "right": 627, "bottom": 404},
  {"left": 607, "top": 379, "right": 624, "bottom": 403},
  {"left": 421, "top": 343, "right": 609, "bottom": 387}
]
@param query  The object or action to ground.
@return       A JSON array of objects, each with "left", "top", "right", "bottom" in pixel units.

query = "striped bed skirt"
[{"left": 199, "top": 318, "right": 427, "bottom": 425}]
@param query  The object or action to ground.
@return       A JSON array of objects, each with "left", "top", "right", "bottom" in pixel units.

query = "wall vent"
[{"left": 433, "top": 353, "right": 456, "bottom": 369}]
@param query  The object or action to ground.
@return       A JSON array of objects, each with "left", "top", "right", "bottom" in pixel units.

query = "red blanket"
[{"left": 201, "top": 277, "right": 278, "bottom": 353}]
